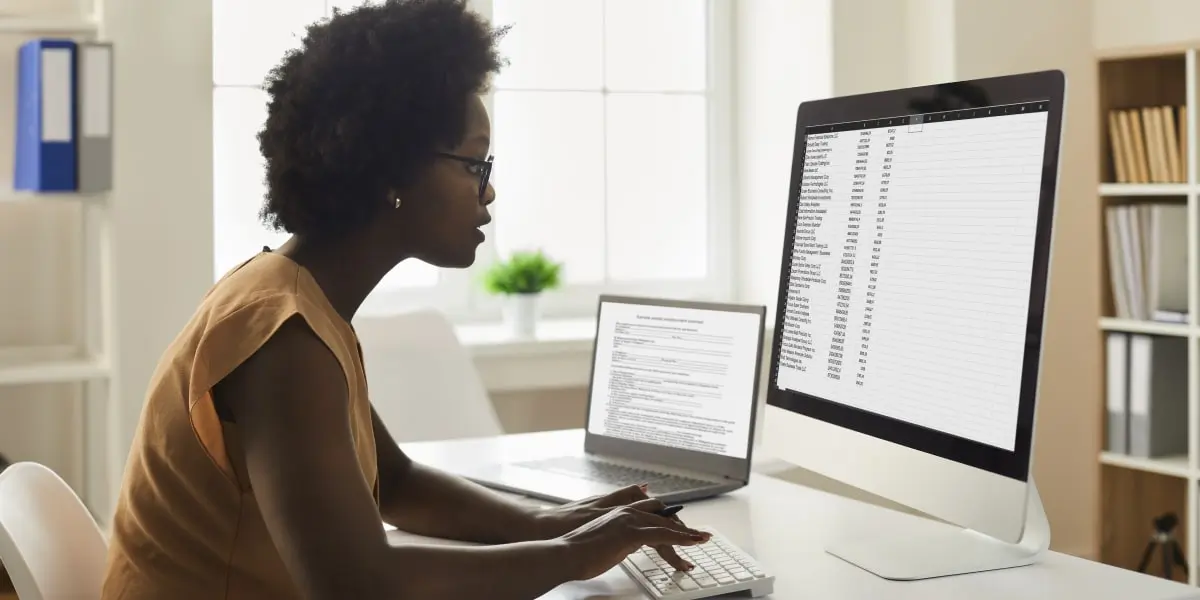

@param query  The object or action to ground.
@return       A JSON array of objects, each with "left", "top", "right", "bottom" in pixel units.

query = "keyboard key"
[
  {"left": 620, "top": 527, "right": 773, "bottom": 598},
  {"left": 630, "top": 554, "right": 658, "bottom": 572}
]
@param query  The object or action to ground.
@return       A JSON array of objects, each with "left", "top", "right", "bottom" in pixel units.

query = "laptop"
[{"left": 460, "top": 294, "right": 767, "bottom": 504}]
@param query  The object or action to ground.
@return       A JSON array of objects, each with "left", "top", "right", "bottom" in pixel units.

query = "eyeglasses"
[{"left": 437, "top": 152, "right": 493, "bottom": 201}]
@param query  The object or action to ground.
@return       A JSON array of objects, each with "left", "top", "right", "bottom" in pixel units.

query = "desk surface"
[{"left": 395, "top": 429, "right": 1199, "bottom": 600}]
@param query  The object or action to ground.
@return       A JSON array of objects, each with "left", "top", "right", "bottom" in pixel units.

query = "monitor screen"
[
  {"left": 774, "top": 101, "right": 1049, "bottom": 453},
  {"left": 586, "top": 299, "right": 763, "bottom": 459}
]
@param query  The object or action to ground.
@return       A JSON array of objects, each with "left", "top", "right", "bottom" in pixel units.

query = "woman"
[{"left": 100, "top": 1, "right": 708, "bottom": 598}]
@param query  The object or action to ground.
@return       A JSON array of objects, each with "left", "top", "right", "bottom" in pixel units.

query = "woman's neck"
[{"left": 274, "top": 233, "right": 404, "bottom": 323}]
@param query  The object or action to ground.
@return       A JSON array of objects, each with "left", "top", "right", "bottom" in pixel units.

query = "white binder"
[{"left": 77, "top": 41, "right": 113, "bottom": 193}]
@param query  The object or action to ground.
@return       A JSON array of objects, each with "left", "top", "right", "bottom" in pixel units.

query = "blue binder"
[{"left": 14, "top": 38, "right": 78, "bottom": 192}]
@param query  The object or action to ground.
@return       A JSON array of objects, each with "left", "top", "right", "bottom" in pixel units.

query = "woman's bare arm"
[
  {"left": 216, "top": 316, "right": 575, "bottom": 600},
  {"left": 371, "top": 408, "right": 555, "bottom": 543}
]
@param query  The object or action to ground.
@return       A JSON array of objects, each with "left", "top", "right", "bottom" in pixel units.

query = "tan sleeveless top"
[{"left": 101, "top": 251, "right": 379, "bottom": 600}]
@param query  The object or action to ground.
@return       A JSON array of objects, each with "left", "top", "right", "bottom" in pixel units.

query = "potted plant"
[{"left": 481, "top": 250, "right": 563, "bottom": 338}]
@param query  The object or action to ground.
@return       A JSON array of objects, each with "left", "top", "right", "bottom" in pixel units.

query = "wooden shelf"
[
  {"left": 0, "top": 187, "right": 108, "bottom": 204},
  {"left": 1098, "top": 183, "right": 1192, "bottom": 196},
  {"left": 0, "top": 15, "right": 98, "bottom": 34},
  {"left": 0, "top": 357, "right": 108, "bottom": 386},
  {"left": 0, "top": 4, "right": 119, "bottom": 538},
  {"left": 1100, "top": 452, "right": 1193, "bottom": 479},
  {"left": 0, "top": 346, "right": 110, "bottom": 386},
  {"left": 1099, "top": 317, "right": 1193, "bottom": 336},
  {"left": 1096, "top": 47, "right": 1199, "bottom": 585}
]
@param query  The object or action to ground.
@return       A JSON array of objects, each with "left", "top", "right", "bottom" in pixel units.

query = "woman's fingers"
[
  {"left": 591, "top": 483, "right": 650, "bottom": 508},
  {"left": 637, "top": 525, "right": 707, "bottom": 548},
  {"left": 651, "top": 543, "right": 694, "bottom": 572},
  {"left": 628, "top": 497, "right": 669, "bottom": 514}
]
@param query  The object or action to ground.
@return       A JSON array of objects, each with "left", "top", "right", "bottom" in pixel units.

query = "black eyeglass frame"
[{"left": 437, "top": 152, "right": 493, "bottom": 200}]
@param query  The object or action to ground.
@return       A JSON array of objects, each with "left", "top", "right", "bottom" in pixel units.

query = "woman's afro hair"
[{"left": 256, "top": 0, "right": 507, "bottom": 239}]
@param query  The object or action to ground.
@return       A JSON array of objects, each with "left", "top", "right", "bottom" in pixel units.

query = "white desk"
[{"left": 393, "top": 429, "right": 1200, "bottom": 600}]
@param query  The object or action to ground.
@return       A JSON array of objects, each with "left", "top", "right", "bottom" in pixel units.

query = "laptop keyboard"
[{"left": 516, "top": 456, "right": 714, "bottom": 495}]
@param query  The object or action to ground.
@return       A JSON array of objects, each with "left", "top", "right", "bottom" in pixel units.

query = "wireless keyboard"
[{"left": 620, "top": 527, "right": 775, "bottom": 599}]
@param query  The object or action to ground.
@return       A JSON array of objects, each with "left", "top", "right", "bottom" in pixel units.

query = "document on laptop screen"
[{"left": 587, "top": 301, "right": 761, "bottom": 458}]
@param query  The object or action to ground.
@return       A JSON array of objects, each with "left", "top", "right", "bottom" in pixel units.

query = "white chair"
[
  {"left": 356, "top": 308, "right": 504, "bottom": 442},
  {"left": 0, "top": 462, "right": 108, "bottom": 600}
]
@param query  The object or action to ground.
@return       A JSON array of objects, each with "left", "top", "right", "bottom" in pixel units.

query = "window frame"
[
  {"left": 466, "top": 0, "right": 735, "bottom": 322},
  {"left": 211, "top": 0, "right": 735, "bottom": 323}
]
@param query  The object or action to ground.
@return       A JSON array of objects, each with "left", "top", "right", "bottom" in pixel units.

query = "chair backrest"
[
  {"left": 0, "top": 462, "right": 108, "bottom": 600},
  {"left": 355, "top": 308, "right": 503, "bottom": 442}
]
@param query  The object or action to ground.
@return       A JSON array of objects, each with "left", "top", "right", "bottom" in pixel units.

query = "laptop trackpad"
[{"left": 467, "top": 463, "right": 617, "bottom": 504}]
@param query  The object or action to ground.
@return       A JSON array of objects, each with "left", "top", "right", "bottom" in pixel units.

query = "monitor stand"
[{"left": 824, "top": 479, "right": 1050, "bottom": 581}]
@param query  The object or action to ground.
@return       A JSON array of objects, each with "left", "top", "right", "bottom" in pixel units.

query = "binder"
[
  {"left": 1128, "top": 334, "right": 1188, "bottom": 458},
  {"left": 1146, "top": 203, "right": 1188, "bottom": 321},
  {"left": 77, "top": 42, "right": 113, "bottom": 193},
  {"left": 14, "top": 38, "right": 78, "bottom": 192},
  {"left": 1104, "top": 206, "right": 1131, "bottom": 319},
  {"left": 1105, "top": 332, "right": 1129, "bottom": 453},
  {"left": 1115, "top": 205, "right": 1145, "bottom": 319}
]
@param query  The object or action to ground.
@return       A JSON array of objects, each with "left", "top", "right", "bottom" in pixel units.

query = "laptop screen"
[{"left": 586, "top": 298, "right": 763, "bottom": 459}]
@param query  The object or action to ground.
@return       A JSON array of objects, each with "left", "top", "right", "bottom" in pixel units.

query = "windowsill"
[
  {"left": 452, "top": 318, "right": 599, "bottom": 393},
  {"left": 454, "top": 318, "right": 597, "bottom": 358},
  {"left": 449, "top": 317, "right": 776, "bottom": 394}
]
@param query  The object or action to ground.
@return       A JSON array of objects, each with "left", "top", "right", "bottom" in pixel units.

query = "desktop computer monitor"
[{"left": 763, "top": 70, "right": 1065, "bottom": 580}]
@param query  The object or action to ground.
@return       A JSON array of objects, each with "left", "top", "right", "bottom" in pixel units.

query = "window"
[{"left": 213, "top": 0, "right": 732, "bottom": 320}]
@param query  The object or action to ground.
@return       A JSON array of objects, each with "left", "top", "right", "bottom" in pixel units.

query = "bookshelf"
[
  {"left": 1097, "top": 45, "right": 1200, "bottom": 586},
  {"left": 0, "top": 5, "right": 116, "bottom": 521}
]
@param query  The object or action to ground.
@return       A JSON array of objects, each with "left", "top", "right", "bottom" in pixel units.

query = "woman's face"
[{"left": 397, "top": 95, "right": 496, "bottom": 268}]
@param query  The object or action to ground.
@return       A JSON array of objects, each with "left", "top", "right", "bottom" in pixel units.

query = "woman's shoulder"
[
  {"left": 187, "top": 251, "right": 355, "bottom": 365},
  {"left": 147, "top": 251, "right": 353, "bottom": 409},
  {"left": 203, "top": 251, "right": 302, "bottom": 313}
]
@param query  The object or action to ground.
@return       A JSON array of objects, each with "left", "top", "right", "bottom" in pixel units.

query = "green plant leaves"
[{"left": 481, "top": 250, "right": 563, "bottom": 295}]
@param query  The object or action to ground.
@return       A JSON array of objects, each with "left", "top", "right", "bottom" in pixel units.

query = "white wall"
[
  {"left": 905, "top": 0, "right": 956, "bottom": 87},
  {"left": 91, "top": 0, "right": 215, "bottom": 516},
  {"left": 1094, "top": 0, "right": 1200, "bottom": 51},
  {"left": 733, "top": 0, "right": 833, "bottom": 315},
  {"left": 829, "top": 0, "right": 910, "bottom": 97},
  {"left": 951, "top": 0, "right": 1100, "bottom": 559}
]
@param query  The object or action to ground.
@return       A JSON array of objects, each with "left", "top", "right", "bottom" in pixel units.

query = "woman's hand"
[
  {"left": 533, "top": 484, "right": 649, "bottom": 535},
  {"left": 532, "top": 485, "right": 702, "bottom": 572},
  {"left": 557, "top": 503, "right": 711, "bottom": 582}
]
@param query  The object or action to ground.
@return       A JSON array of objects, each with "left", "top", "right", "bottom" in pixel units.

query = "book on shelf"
[
  {"left": 1107, "top": 105, "right": 1187, "bottom": 184},
  {"left": 1105, "top": 332, "right": 1188, "bottom": 459},
  {"left": 1103, "top": 201, "right": 1188, "bottom": 322}
]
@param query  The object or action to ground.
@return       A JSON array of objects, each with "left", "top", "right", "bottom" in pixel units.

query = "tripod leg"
[
  {"left": 1171, "top": 540, "right": 1189, "bottom": 577},
  {"left": 1164, "top": 541, "right": 1171, "bottom": 579},
  {"left": 1137, "top": 541, "right": 1157, "bottom": 573}
]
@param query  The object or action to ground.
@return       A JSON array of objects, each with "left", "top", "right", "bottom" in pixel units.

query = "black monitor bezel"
[{"left": 766, "top": 70, "right": 1064, "bottom": 482}]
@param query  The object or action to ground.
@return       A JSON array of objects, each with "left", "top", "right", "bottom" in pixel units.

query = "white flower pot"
[{"left": 503, "top": 293, "right": 539, "bottom": 338}]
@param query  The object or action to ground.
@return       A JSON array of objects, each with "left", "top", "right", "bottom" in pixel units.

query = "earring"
[{"left": 394, "top": 196, "right": 402, "bottom": 209}]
